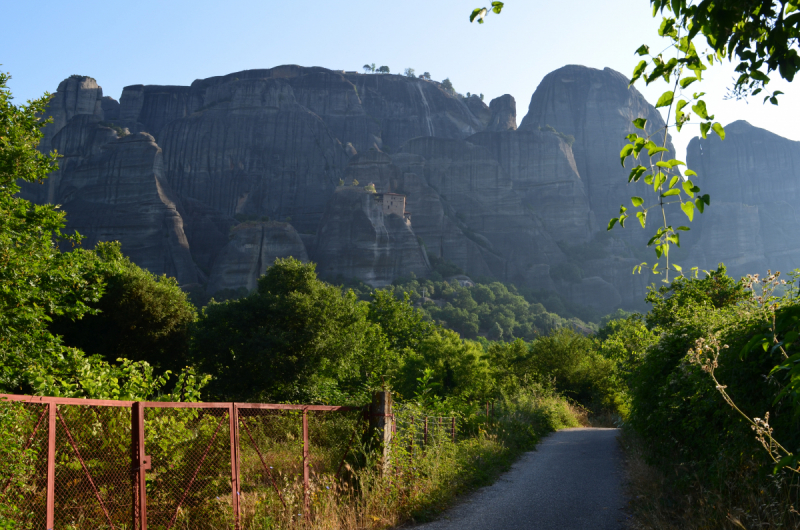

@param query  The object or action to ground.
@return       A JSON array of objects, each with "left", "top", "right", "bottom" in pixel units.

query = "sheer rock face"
[
  {"left": 55, "top": 132, "right": 199, "bottom": 284},
  {"left": 686, "top": 120, "right": 800, "bottom": 277},
  {"left": 36, "top": 66, "right": 800, "bottom": 314},
  {"left": 313, "top": 188, "right": 430, "bottom": 287},
  {"left": 180, "top": 197, "right": 238, "bottom": 275},
  {"left": 157, "top": 77, "right": 347, "bottom": 235},
  {"left": 487, "top": 95, "right": 517, "bottom": 132},
  {"left": 519, "top": 65, "right": 673, "bottom": 233},
  {"left": 467, "top": 130, "right": 591, "bottom": 242},
  {"left": 395, "top": 137, "right": 567, "bottom": 287},
  {"left": 40, "top": 76, "right": 104, "bottom": 148},
  {"left": 464, "top": 95, "right": 492, "bottom": 128},
  {"left": 207, "top": 221, "right": 308, "bottom": 294},
  {"left": 100, "top": 96, "right": 120, "bottom": 120}
]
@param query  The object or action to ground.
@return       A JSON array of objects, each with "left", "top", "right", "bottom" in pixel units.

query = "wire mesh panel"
[
  {"left": 54, "top": 404, "right": 133, "bottom": 530},
  {"left": 394, "top": 412, "right": 456, "bottom": 455},
  {"left": 0, "top": 401, "right": 49, "bottom": 530},
  {"left": 306, "top": 409, "right": 366, "bottom": 520},
  {"left": 143, "top": 406, "right": 233, "bottom": 530},
  {"left": 237, "top": 408, "right": 304, "bottom": 528}
]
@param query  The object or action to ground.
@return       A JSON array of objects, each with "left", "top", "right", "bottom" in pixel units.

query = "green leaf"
[
  {"left": 620, "top": 144, "right": 634, "bottom": 167},
  {"left": 491, "top": 1, "right": 504, "bottom": 14},
  {"left": 656, "top": 161, "right": 671, "bottom": 168},
  {"left": 633, "top": 118, "right": 647, "bottom": 130},
  {"left": 661, "top": 188, "right": 681, "bottom": 197},
  {"left": 681, "top": 201, "right": 695, "bottom": 221},
  {"left": 692, "top": 100, "right": 710, "bottom": 119},
  {"left": 636, "top": 210, "right": 647, "bottom": 228},
  {"left": 648, "top": 146, "right": 669, "bottom": 157},
  {"left": 695, "top": 198, "right": 705, "bottom": 213},
  {"left": 653, "top": 172, "right": 666, "bottom": 192},
  {"left": 630, "top": 60, "right": 647, "bottom": 86},
  {"left": 700, "top": 122, "right": 711, "bottom": 139},
  {"left": 470, "top": 7, "right": 488, "bottom": 22},
  {"left": 677, "top": 226, "right": 690, "bottom": 231},
  {"left": 608, "top": 218, "right": 618, "bottom": 231},
  {"left": 628, "top": 166, "right": 647, "bottom": 183},
  {"left": 673, "top": 263, "right": 683, "bottom": 272},
  {"left": 682, "top": 180, "right": 695, "bottom": 197},
  {"left": 655, "top": 90, "right": 675, "bottom": 108},
  {"left": 635, "top": 45, "right": 650, "bottom": 56},
  {"left": 667, "top": 159, "right": 685, "bottom": 167},
  {"left": 668, "top": 175, "right": 679, "bottom": 188},
  {"left": 631, "top": 196, "right": 644, "bottom": 207},
  {"left": 711, "top": 122, "right": 725, "bottom": 140},
  {"left": 684, "top": 169, "right": 697, "bottom": 177},
  {"left": 679, "top": 77, "right": 697, "bottom": 88}
]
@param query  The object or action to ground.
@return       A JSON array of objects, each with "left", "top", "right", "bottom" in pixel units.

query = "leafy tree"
[
  {"left": 0, "top": 71, "right": 104, "bottom": 393},
  {"left": 363, "top": 64, "right": 371, "bottom": 74},
  {"left": 367, "top": 290, "right": 431, "bottom": 354},
  {"left": 371, "top": 63, "right": 376, "bottom": 72},
  {"left": 49, "top": 242, "right": 197, "bottom": 374},
  {"left": 421, "top": 72, "right": 432, "bottom": 80},
  {"left": 404, "top": 67, "right": 415, "bottom": 77},
  {"left": 528, "top": 328, "right": 620, "bottom": 412},
  {"left": 441, "top": 77, "right": 455, "bottom": 92},
  {"left": 395, "top": 328, "right": 492, "bottom": 403},
  {"left": 0, "top": 70, "right": 202, "bottom": 400},
  {"left": 190, "top": 258, "right": 388, "bottom": 402},
  {"left": 378, "top": 65, "right": 390, "bottom": 74}
]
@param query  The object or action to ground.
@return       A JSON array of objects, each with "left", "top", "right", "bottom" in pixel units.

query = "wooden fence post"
[{"left": 369, "top": 391, "right": 393, "bottom": 472}]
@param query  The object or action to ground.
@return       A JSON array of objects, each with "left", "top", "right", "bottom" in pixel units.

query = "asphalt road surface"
[{"left": 414, "top": 428, "right": 627, "bottom": 530}]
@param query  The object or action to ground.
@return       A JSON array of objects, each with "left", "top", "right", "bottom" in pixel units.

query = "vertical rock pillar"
[{"left": 369, "top": 391, "right": 393, "bottom": 472}]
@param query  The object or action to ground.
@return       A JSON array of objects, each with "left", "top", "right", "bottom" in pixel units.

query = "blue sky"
[{"left": 4, "top": 0, "right": 797, "bottom": 159}]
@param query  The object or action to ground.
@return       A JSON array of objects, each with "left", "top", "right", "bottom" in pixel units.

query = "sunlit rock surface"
[
  {"left": 687, "top": 120, "right": 800, "bottom": 278},
  {"left": 24, "top": 65, "right": 800, "bottom": 313}
]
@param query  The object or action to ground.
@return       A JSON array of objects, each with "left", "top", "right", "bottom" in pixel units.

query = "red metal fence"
[{"left": 0, "top": 394, "right": 366, "bottom": 530}]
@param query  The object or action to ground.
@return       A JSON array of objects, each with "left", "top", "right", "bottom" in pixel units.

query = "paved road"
[{"left": 414, "top": 428, "right": 626, "bottom": 530}]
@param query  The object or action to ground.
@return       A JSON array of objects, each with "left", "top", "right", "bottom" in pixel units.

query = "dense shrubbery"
[{"left": 596, "top": 266, "right": 800, "bottom": 527}]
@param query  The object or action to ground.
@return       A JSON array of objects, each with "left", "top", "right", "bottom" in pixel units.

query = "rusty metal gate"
[{"left": 0, "top": 394, "right": 366, "bottom": 529}]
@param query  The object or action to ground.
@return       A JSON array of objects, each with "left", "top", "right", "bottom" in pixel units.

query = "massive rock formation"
[
  {"left": 313, "top": 187, "right": 430, "bottom": 286},
  {"left": 520, "top": 65, "right": 673, "bottom": 232},
  {"left": 487, "top": 95, "right": 517, "bottom": 132},
  {"left": 686, "top": 120, "right": 800, "bottom": 278},
  {"left": 207, "top": 221, "right": 309, "bottom": 294},
  {"left": 26, "top": 64, "right": 798, "bottom": 317}
]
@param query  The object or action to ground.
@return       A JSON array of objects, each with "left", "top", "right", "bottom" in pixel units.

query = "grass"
[
  {"left": 234, "top": 389, "right": 582, "bottom": 529},
  {"left": 618, "top": 428, "right": 800, "bottom": 530}
]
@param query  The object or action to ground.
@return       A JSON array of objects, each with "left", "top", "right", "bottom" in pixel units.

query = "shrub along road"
[{"left": 414, "top": 428, "right": 626, "bottom": 530}]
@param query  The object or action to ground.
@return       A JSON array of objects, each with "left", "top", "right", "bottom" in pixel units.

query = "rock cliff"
[
  {"left": 686, "top": 120, "right": 800, "bottom": 278},
  {"left": 207, "top": 221, "right": 309, "bottom": 294},
  {"left": 25, "top": 64, "right": 798, "bottom": 317},
  {"left": 313, "top": 187, "right": 430, "bottom": 286},
  {"left": 520, "top": 65, "right": 674, "bottom": 234}
]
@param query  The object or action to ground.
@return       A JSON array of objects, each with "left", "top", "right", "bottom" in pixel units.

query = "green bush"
[{"left": 624, "top": 266, "right": 800, "bottom": 514}]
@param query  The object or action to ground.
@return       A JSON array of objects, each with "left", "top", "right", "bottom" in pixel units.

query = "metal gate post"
[
  {"left": 133, "top": 402, "right": 149, "bottom": 530},
  {"left": 302, "top": 408, "right": 310, "bottom": 520},
  {"left": 46, "top": 402, "right": 55, "bottom": 530},
  {"left": 229, "top": 404, "right": 240, "bottom": 529}
]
